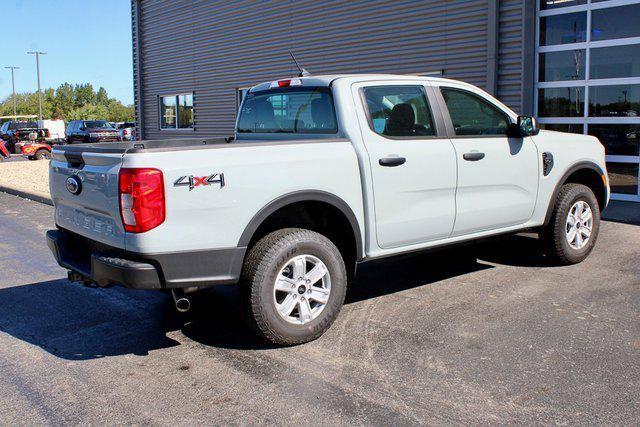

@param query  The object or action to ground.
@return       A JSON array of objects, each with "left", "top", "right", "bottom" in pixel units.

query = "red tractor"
[
  {"left": 0, "top": 142, "right": 9, "bottom": 162},
  {"left": 21, "top": 142, "right": 52, "bottom": 160}
]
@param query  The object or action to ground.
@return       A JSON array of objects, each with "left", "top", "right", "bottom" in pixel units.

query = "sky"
[{"left": 0, "top": 0, "right": 134, "bottom": 105}]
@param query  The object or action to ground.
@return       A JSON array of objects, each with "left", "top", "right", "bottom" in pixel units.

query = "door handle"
[
  {"left": 463, "top": 151, "right": 485, "bottom": 161},
  {"left": 379, "top": 156, "right": 406, "bottom": 167}
]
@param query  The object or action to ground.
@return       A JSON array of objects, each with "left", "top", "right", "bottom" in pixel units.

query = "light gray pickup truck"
[{"left": 47, "top": 75, "right": 609, "bottom": 345}]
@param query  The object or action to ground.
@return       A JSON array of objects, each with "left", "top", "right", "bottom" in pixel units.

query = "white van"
[{"left": 38, "top": 120, "right": 66, "bottom": 144}]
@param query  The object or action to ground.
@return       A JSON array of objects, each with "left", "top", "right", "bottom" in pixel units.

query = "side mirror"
[{"left": 507, "top": 116, "right": 540, "bottom": 137}]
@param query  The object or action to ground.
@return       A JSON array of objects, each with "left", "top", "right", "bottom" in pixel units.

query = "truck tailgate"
[{"left": 50, "top": 146, "right": 126, "bottom": 248}]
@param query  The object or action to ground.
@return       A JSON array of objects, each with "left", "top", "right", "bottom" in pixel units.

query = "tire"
[
  {"left": 544, "top": 183, "right": 600, "bottom": 265},
  {"left": 34, "top": 149, "right": 51, "bottom": 160},
  {"left": 238, "top": 228, "right": 347, "bottom": 346}
]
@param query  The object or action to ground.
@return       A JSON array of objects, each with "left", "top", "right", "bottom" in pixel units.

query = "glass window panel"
[
  {"left": 589, "top": 84, "right": 640, "bottom": 117},
  {"left": 541, "top": 123, "right": 584, "bottom": 133},
  {"left": 441, "top": 88, "right": 510, "bottom": 136},
  {"left": 592, "top": 4, "right": 640, "bottom": 41},
  {"left": 539, "top": 50, "right": 585, "bottom": 82},
  {"left": 362, "top": 86, "right": 436, "bottom": 137},
  {"left": 237, "top": 87, "right": 338, "bottom": 134},
  {"left": 589, "top": 124, "right": 640, "bottom": 156},
  {"left": 590, "top": 44, "right": 640, "bottom": 79},
  {"left": 538, "top": 87, "right": 585, "bottom": 117},
  {"left": 541, "top": 0, "right": 585, "bottom": 9},
  {"left": 540, "top": 12, "right": 586, "bottom": 46},
  {"left": 607, "top": 162, "right": 639, "bottom": 195},
  {"left": 178, "top": 94, "right": 194, "bottom": 128},
  {"left": 160, "top": 96, "right": 177, "bottom": 129}
]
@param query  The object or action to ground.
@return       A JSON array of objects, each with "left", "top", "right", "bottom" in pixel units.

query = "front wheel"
[
  {"left": 34, "top": 149, "right": 51, "bottom": 160},
  {"left": 543, "top": 183, "right": 600, "bottom": 265},
  {"left": 238, "top": 228, "right": 347, "bottom": 346}
]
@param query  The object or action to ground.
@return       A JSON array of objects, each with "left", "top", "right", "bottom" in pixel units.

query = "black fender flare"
[
  {"left": 543, "top": 161, "right": 607, "bottom": 226},
  {"left": 238, "top": 190, "right": 364, "bottom": 260}
]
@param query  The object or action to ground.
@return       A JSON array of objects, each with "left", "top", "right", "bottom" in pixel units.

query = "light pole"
[
  {"left": 27, "top": 51, "right": 46, "bottom": 121},
  {"left": 4, "top": 66, "right": 19, "bottom": 117}
]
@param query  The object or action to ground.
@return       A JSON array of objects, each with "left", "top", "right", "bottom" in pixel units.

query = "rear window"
[
  {"left": 10, "top": 122, "right": 37, "bottom": 130},
  {"left": 237, "top": 87, "right": 337, "bottom": 134}
]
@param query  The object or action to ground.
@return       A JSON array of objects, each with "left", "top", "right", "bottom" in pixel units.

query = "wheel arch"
[
  {"left": 544, "top": 161, "right": 608, "bottom": 226},
  {"left": 238, "top": 190, "right": 364, "bottom": 262}
]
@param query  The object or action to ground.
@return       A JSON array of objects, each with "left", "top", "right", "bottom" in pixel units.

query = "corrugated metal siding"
[
  {"left": 497, "top": 0, "right": 525, "bottom": 113},
  {"left": 131, "top": 0, "right": 143, "bottom": 138},
  {"left": 134, "top": 0, "right": 530, "bottom": 139}
]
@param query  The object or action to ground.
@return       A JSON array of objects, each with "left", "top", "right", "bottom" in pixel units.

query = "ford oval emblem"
[{"left": 66, "top": 175, "right": 82, "bottom": 195}]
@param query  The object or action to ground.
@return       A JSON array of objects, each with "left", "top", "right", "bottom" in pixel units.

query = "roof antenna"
[{"left": 289, "top": 51, "right": 311, "bottom": 77}]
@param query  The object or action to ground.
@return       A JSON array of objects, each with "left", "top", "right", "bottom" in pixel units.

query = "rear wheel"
[
  {"left": 238, "top": 228, "right": 347, "bottom": 346},
  {"left": 35, "top": 149, "right": 51, "bottom": 160},
  {"left": 543, "top": 183, "right": 600, "bottom": 265}
]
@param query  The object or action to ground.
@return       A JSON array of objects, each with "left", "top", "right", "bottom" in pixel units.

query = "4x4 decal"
[{"left": 174, "top": 173, "right": 225, "bottom": 191}]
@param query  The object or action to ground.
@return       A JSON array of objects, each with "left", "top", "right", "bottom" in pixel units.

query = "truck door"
[
  {"left": 353, "top": 82, "right": 457, "bottom": 249},
  {"left": 435, "top": 84, "right": 539, "bottom": 236}
]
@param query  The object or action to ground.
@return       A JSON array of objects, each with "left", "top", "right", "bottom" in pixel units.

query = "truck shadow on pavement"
[
  {"left": 0, "top": 234, "right": 551, "bottom": 357},
  {"left": 0, "top": 278, "right": 181, "bottom": 360},
  {"left": 182, "top": 233, "right": 551, "bottom": 349}
]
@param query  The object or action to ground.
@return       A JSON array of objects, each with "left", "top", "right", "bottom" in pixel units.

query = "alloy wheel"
[
  {"left": 273, "top": 254, "right": 331, "bottom": 325},
  {"left": 566, "top": 200, "right": 593, "bottom": 250}
]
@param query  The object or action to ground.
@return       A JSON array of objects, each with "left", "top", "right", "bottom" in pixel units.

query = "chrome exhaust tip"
[{"left": 171, "top": 290, "right": 192, "bottom": 313}]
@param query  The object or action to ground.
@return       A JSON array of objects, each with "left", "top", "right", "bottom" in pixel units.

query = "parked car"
[
  {"left": 115, "top": 122, "right": 136, "bottom": 141},
  {"left": 0, "top": 121, "right": 39, "bottom": 153},
  {"left": 46, "top": 74, "right": 609, "bottom": 345},
  {"left": 21, "top": 142, "right": 52, "bottom": 160},
  {"left": 65, "top": 120, "right": 121, "bottom": 144}
]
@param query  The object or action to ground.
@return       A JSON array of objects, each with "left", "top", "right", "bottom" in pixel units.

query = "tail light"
[
  {"left": 123, "top": 129, "right": 128, "bottom": 135},
  {"left": 45, "top": 129, "right": 50, "bottom": 138},
  {"left": 118, "top": 168, "right": 165, "bottom": 233}
]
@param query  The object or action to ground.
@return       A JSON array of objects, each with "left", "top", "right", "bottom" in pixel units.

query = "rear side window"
[
  {"left": 440, "top": 87, "right": 510, "bottom": 136},
  {"left": 237, "top": 87, "right": 337, "bottom": 134},
  {"left": 362, "top": 86, "right": 436, "bottom": 137}
]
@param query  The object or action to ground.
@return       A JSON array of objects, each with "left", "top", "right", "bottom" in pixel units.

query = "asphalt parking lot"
[{"left": 0, "top": 191, "right": 638, "bottom": 424}]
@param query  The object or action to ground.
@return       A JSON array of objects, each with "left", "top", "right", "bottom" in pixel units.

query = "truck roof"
[{"left": 249, "top": 74, "right": 469, "bottom": 92}]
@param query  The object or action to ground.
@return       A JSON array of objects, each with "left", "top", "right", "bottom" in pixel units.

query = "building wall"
[{"left": 132, "top": 0, "right": 534, "bottom": 140}]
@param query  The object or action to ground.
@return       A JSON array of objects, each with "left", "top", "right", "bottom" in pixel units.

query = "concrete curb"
[{"left": 0, "top": 186, "right": 53, "bottom": 206}]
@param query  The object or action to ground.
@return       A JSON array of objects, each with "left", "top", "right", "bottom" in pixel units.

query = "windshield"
[
  {"left": 237, "top": 87, "right": 337, "bottom": 134},
  {"left": 85, "top": 121, "right": 114, "bottom": 129}
]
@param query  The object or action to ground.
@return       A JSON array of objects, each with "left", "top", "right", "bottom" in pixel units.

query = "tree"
[
  {"left": 74, "top": 83, "right": 96, "bottom": 108},
  {"left": 96, "top": 87, "right": 109, "bottom": 105},
  {"left": 0, "top": 82, "right": 134, "bottom": 122}
]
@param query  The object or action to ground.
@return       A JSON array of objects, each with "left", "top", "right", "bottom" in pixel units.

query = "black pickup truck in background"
[{"left": 65, "top": 120, "right": 122, "bottom": 144}]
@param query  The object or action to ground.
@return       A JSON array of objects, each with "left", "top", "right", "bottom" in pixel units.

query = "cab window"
[
  {"left": 237, "top": 87, "right": 337, "bottom": 134},
  {"left": 440, "top": 87, "right": 510, "bottom": 136},
  {"left": 362, "top": 85, "right": 435, "bottom": 137}
]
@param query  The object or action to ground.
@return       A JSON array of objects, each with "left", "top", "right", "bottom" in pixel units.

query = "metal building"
[{"left": 131, "top": 0, "right": 640, "bottom": 202}]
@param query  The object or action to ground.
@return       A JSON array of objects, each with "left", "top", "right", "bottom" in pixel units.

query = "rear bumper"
[{"left": 46, "top": 229, "right": 246, "bottom": 290}]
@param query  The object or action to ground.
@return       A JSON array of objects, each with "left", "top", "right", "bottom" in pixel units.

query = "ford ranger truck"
[{"left": 46, "top": 75, "right": 609, "bottom": 345}]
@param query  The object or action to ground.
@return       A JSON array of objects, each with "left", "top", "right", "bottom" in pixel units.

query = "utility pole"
[
  {"left": 27, "top": 51, "right": 46, "bottom": 121},
  {"left": 4, "top": 66, "right": 19, "bottom": 117}
]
